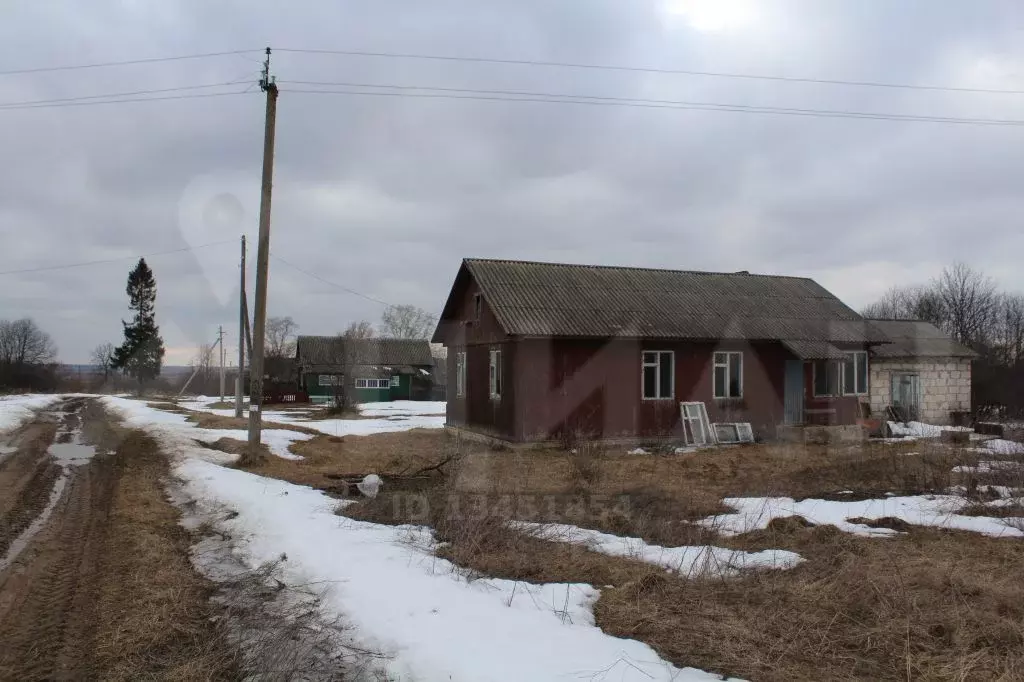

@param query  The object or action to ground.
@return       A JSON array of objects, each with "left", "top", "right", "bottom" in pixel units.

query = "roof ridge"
[{"left": 464, "top": 257, "right": 816, "bottom": 282}]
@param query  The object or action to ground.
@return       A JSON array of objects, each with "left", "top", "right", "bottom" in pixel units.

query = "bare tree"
[
  {"left": 343, "top": 320, "right": 375, "bottom": 339},
  {"left": 90, "top": 342, "right": 116, "bottom": 382},
  {"left": 0, "top": 318, "right": 57, "bottom": 366},
  {"left": 265, "top": 316, "right": 299, "bottom": 359},
  {"left": 861, "top": 284, "right": 944, "bottom": 325},
  {"left": 192, "top": 343, "right": 216, "bottom": 391},
  {"left": 379, "top": 305, "right": 436, "bottom": 340},
  {"left": 935, "top": 263, "right": 999, "bottom": 347},
  {"left": 326, "top": 334, "right": 360, "bottom": 412},
  {"left": 994, "top": 293, "right": 1024, "bottom": 366}
]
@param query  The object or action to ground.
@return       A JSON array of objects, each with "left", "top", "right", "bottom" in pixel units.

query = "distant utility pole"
[
  {"left": 247, "top": 47, "right": 279, "bottom": 457},
  {"left": 235, "top": 235, "right": 247, "bottom": 418},
  {"left": 218, "top": 325, "right": 226, "bottom": 402}
]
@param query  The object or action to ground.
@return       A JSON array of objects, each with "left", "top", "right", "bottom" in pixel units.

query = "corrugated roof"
[
  {"left": 781, "top": 340, "right": 850, "bottom": 360},
  {"left": 453, "top": 259, "right": 888, "bottom": 343},
  {"left": 295, "top": 337, "right": 434, "bottom": 369},
  {"left": 867, "top": 320, "right": 977, "bottom": 358}
]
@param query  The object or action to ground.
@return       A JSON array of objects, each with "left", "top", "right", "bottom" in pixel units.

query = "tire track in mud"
[
  {"left": 0, "top": 421, "right": 60, "bottom": 559},
  {"left": 0, "top": 397, "right": 114, "bottom": 680}
]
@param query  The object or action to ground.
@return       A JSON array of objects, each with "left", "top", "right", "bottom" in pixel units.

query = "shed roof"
[
  {"left": 866, "top": 320, "right": 977, "bottom": 358},
  {"left": 436, "top": 259, "right": 889, "bottom": 345},
  {"left": 295, "top": 337, "right": 434, "bottom": 370}
]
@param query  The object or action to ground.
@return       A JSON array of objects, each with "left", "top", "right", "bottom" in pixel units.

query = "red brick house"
[{"left": 432, "top": 259, "right": 891, "bottom": 442}]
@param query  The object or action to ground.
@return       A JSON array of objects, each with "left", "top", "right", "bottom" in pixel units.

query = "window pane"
[
  {"left": 842, "top": 357, "right": 856, "bottom": 394},
  {"left": 643, "top": 365, "right": 657, "bottom": 398},
  {"left": 714, "top": 365, "right": 727, "bottom": 398},
  {"left": 714, "top": 352, "right": 726, "bottom": 366},
  {"left": 829, "top": 362, "right": 840, "bottom": 395},
  {"left": 495, "top": 353, "right": 502, "bottom": 395},
  {"left": 659, "top": 354, "right": 672, "bottom": 398},
  {"left": 728, "top": 353, "right": 742, "bottom": 396},
  {"left": 856, "top": 353, "right": 868, "bottom": 394},
  {"left": 642, "top": 351, "right": 657, "bottom": 365},
  {"left": 813, "top": 361, "right": 828, "bottom": 395}
]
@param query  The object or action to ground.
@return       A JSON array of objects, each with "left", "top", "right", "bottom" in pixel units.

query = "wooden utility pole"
[
  {"left": 247, "top": 47, "right": 278, "bottom": 457},
  {"left": 235, "top": 235, "right": 247, "bottom": 418},
  {"left": 218, "top": 325, "right": 226, "bottom": 402}
]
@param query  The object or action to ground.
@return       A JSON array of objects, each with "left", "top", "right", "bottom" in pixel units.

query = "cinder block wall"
[{"left": 868, "top": 358, "right": 972, "bottom": 424}]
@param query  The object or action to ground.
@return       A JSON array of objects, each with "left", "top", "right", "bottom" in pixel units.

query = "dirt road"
[{"left": 0, "top": 397, "right": 237, "bottom": 680}]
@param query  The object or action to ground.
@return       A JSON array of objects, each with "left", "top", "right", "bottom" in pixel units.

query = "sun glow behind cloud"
[{"left": 662, "top": 0, "right": 760, "bottom": 32}]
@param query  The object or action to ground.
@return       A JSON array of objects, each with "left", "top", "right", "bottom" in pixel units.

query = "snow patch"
[
  {"left": 515, "top": 522, "right": 803, "bottom": 575},
  {"left": 701, "top": 495, "right": 1023, "bottom": 538},
  {"left": 175, "top": 459, "right": 730, "bottom": 682},
  {"left": 0, "top": 394, "right": 62, "bottom": 433}
]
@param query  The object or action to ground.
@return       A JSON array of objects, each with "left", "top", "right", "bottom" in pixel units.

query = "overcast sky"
[{"left": 1, "top": 0, "right": 1023, "bottom": 364}]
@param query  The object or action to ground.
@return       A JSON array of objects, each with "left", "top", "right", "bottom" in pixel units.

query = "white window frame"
[
  {"left": 456, "top": 351, "right": 467, "bottom": 398},
  {"left": 390, "top": 375, "right": 400, "bottom": 387},
  {"left": 318, "top": 374, "right": 339, "bottom": 387},
  {"left": 355, "top": 378, "right": 368, "bottom": 389},
  {"left": 641, "top": 350, "right": 674, "bottom": 400},
  {"left": 489, "top": 349, "right": 502, "bottom": 400},
  {"left": 812, "top": 352, "right": 869, "bottom": 398},
  {"left": 841, "top": 351, "right": 868, "bottom": 396},
  {"left": 713, "top": 351, "right": 743, "bottom": 399},
  {"left": 355, "top": 378, "right": 389, "bottom": 389}
]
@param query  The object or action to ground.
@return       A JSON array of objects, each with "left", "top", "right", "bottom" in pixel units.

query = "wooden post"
[{"left": 247, "top": 48, "right": 278, "bottom": 459}]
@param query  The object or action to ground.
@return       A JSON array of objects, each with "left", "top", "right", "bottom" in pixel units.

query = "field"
[
  {"left": 3, "top": 394, "right": 1023, "bottom": 680},
  {"left": 226, "top": 407, "right": 1024, "bottom": 680}
]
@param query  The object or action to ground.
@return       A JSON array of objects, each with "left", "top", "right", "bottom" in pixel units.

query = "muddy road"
[{"left": 0, "top": 397, "right": 238, "bottom": 681}]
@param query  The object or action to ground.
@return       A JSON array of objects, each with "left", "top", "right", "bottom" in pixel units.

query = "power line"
[
  {"left": 280, "top": 84, "right": 1024, "bottom": 127},
  {"left": 0, "top": 80, "right": 252, "bottom": 109},
  {"left": 270, "top": 254, "right": 397, "bottom": 307},
  {"left": 276, "top": 47, "right": 1024, "bottom": 96},
  {"left": 0, "top": 89, "right": 251, "bottom": 111},
  {"left": 0, "top": 49, "right": 261, "bottom": 77},
  {"left": 0, "top": 239, "right": 236, "bottom": 276}
]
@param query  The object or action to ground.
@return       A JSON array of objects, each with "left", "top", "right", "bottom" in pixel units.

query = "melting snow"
[
  {"left": 701, "top": 495, "right": 1023, "bottom": 538},
  {"left": 515, "top": 522, "right": 803, "bottom": 575},
  {"left": 174, "top": 460, "right": 732, "bottom": 681},
  {"left": 103, "top": 397, "right": 311, "bottom": 460},
  {"left": 0, "top": 394, "right": 62, "bottom": 433},
  {"left": 103, "top": 397, "right": 734, "bottom": 680}
]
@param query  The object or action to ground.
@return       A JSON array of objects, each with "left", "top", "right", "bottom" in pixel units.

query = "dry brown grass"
[
  {"left": 241, "top": 429, "right": 457, "bottom": 491},
  {"left": 92, "top": 428, "right": 239, "bottom": 680},
  {"left": 146, "top": 401, "right": 323, "bottom": 436},
  {"left": 334, "top": 429, "right": 1024, "bottom": 681},
  {"left": 596, "top": 525, "right": 1024, "bottom": 681}
]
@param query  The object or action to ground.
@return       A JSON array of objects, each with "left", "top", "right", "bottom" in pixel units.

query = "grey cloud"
[{"left": 1, "top": 0, "right": 1023, "bottom": 362}]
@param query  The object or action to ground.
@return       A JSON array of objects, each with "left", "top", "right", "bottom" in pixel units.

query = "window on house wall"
[
  {"left": 355, "top": 378, "right": 368, "bottom": 389},
  {"left": 713, "top": 352, "right": 743, "bottom": 398},
  {"left": 318, "top": 375, "right": 339, "bottom": 386},
  {"left": 355, "top": 378, "right": 389, "bottom": 389},
  {"left": 812, "top": 360, "right": 840, "bottom": 397},
  {"left": 814, "top": 352, "right": 868, "bottom": 397},
  {"left": 841, "top": 351, "right": 868, "bottom": 395},
  {"left": 489, "top": 349, "right": 502, "bottom": 399},
  {"left": 473, "top": 293, "right": 482, "bottom": 322},
  {"left": 390, "top": 376, "right": 400, "bottom": 387},
  {"left": 642, "top": 351, "right": 674, "bottom": 399},
  {"left": 456, "top": 351, "right": 466, "bottom": 397}
]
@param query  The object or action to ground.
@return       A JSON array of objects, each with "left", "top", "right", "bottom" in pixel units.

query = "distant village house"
[{"left": 295, "top": 337, "right": 436, "bottom": 404}]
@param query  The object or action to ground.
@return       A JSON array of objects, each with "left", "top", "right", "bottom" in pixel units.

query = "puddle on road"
[{"left": 0, "top": 408, "right": 99, "bottom": 573}]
